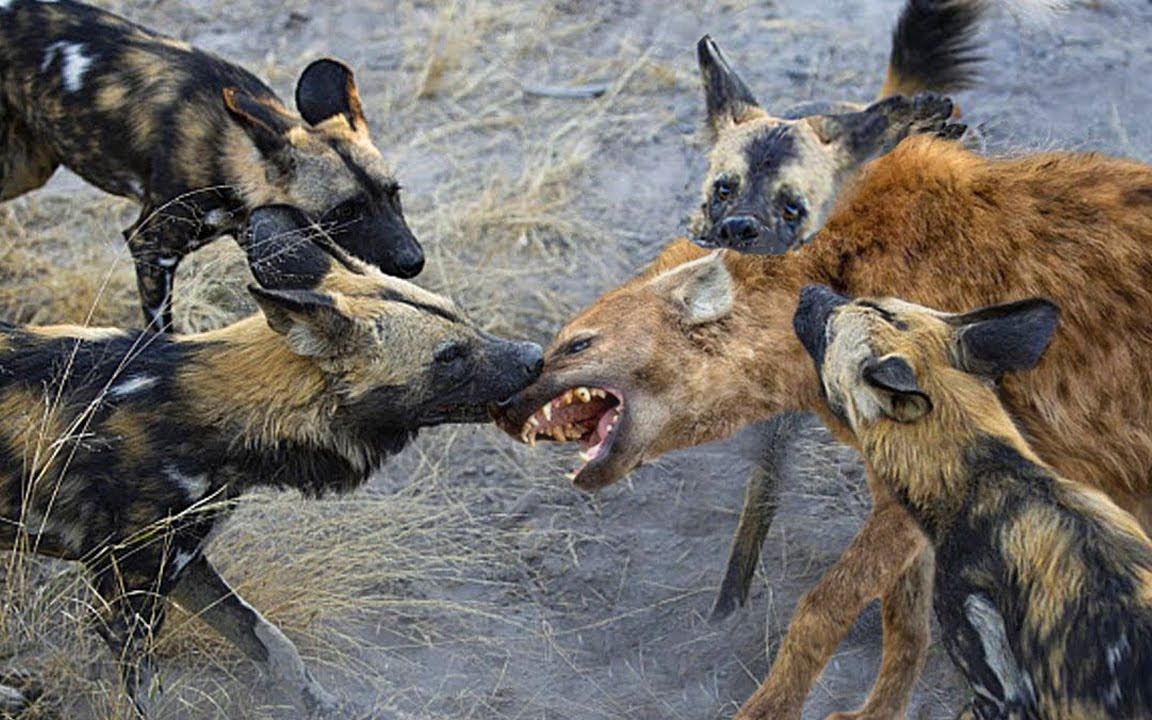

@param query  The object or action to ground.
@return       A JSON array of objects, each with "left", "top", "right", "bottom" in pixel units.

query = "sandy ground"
[{"left": 2, "top": 0, "right": 1152, "bottom": 718}]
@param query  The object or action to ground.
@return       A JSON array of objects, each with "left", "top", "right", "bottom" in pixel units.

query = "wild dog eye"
[
  {"left": 434, "top": 342, "right": 469, "bottom": 365},
  {"left": 777, "top": 191, "right": 807, "bottom": 223},
  {"left": 326, "top": 198, "right": 365, "bottom": 223},
  {"left": 564, "top": 337, "right": 593, "bottom": 356},
  {"left": 712, "top": 178, "right": 736, "bottom": 203}
]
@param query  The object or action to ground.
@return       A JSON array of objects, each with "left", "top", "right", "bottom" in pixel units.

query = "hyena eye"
[
  {"left": 434, "top": 342, "right": 469, "bottom": 365},
  {"left": 564, "top": 337, "right": 593, "bottom": 356},
  {"left": 712, "top": 178, "right": 736, "bottom": 203}
]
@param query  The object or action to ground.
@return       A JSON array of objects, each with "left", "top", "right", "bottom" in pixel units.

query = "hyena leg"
[
  {"left": 733, "top": 499, "right": 927, "bottom": 720},
  {"left": 826, "top": 548, "right": 934, "bottom": 720},
  {"left": 169, "top": 555, "right": 340, "bottom": 717}
]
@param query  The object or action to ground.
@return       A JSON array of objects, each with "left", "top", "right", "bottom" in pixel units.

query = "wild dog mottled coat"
[
  {"left": 0, "top": 206, "right": 542, "bottom": 716},
  {"left": 794, "top": 285, "right": 1152, "bottom": 720},
  {"left": 0, "top": 0, "right": 423, "bottom": 330}
]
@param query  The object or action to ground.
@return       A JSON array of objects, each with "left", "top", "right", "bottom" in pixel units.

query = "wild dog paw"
[{"left": 303, "top": 684, "right": 341, "bottom": 718}]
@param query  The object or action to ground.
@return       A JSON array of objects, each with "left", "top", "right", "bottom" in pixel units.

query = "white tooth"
[
  {"left": 529, "top": 432, "right": 537, "bottom": 448},
  {"left": 542, "top": 404, "right": 553, "bottom": 422},
  {"left": 579, "top": 450, "right": 592, "bottom": 462},
  {"left": 528, "top": 416, "right": 540, "bottom": 428},
  {"left": 606, "top": 424, "right": 615, "bottom": 434},
  {"left": 521, "top": 430, "right": 530, "bottom": 443},
  {"left": 590, "top": 388, "right": 606, "bottom": 399},
  {"left": 575, "top": 387, "right": 591, "bottom": 403},
  {"left": 565, "top": 471, "right": 578, "bottom": 482}
]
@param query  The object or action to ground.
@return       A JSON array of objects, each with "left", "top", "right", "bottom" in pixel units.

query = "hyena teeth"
[
  {"left": 529, "top": 431, "right": 538, "bottom": 448},
  {"left": 579, "top": 449, "right": 592, "bottom": 462},
  {"left": 562, "top": 390, "right": 575, "bottom": 406},
  {"left": 565, "top": 471, "right": 578, "bottom": 481},
  {"left": 590, "top": 388, "right": 606, "bottom": 399},
  {"left": 528, "top": 416, "right": 540, "bottom": 428},
  {"left": 542, "top": 403, "right": 553, "bottom": 422},
  {"left": 575, "top": 387, "right": 591, "bottom": 403}
]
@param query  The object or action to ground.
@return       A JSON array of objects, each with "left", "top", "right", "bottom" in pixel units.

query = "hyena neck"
[
  {"left": 861, "top": 386, "right": 1044, "bottom": 538},
  {"left": 182, "top": 317, "right": 400, "bottom": 495}
]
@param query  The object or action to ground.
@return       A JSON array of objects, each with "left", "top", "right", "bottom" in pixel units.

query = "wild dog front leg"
[
  {"left": 124, "top": 213, "right": 182, "bottom": 333},
  {"left": 826, "top": 548, "right": 934, "bottom": 720},
  {"left": 92, "top": 569, "right": 169, "bottom": 718},
  {"left": 733, "top": 500, "right": 927, "bottom": 720},
  {"left": 169, "top": 555, "right": 340, "bottom": 717}
]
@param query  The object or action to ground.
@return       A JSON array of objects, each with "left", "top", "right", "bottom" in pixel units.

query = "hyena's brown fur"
[
  {"left": 0, "top": 206, "right": 542, "bottom": 717},
  {"left": 795, "top": 287, "right": 1152, "bottom": 719},
  {"left": 0, "top": 0, "right": 423, "bottom": 331},
  {"left": 494, "top": 135, "right": 1152, "bottom": 719}
]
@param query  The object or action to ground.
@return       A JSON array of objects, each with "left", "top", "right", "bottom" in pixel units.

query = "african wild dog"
[
  {"left": 0, "top": 205, "right": 542, "bottom": 717},
  {"left": 491, "top": 74, "right": 1152, "bottom": 720},
  {"left": 0, "top": 0, "right": 423, "bottom": 331},
  {"left": 795, "top": 285, "right": 1152, "bottom": 719}
]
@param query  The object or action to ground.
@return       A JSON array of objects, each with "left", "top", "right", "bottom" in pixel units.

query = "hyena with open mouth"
[
  {"left": 0, "top": 206, "right": 542, "bottom": 717},
  {"left": 0, "top": 0, "right": 424, "bottom": 331}
]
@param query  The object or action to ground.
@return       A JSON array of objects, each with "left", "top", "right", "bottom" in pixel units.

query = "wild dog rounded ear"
[
  {"left": 662, "top": 251, "right": 735, "bottom": 326},
  {"left": 949, "top": 298, "right": 1060, "bottom": 379},
  {"left": 697, "top": 36, "right": 766, "bottom": 141},
  {"left": 862, "top": 355, "right": 932, "bottom": 423},
  {"left": 248, "top": 285, "right": 355, "bottom": 357},
  {"left": 223, "top": 88, "right": 296, "bottom": 176},
  {"left": 296, "top": 59, "right": 368, "bottom": 131},
  {"left": 243, "top": 205, "right": 333, "bottom": 291}
]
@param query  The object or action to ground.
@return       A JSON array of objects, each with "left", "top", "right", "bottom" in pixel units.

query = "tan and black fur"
[
  {"left": 794, "top": 285, "right": 1152, "bottom": 719},
  {"left": 0, "top": 206, "right": 542, "bottom": 717},
  {"left": 0, "top": 0, "right": 423, "bottom": 331},
  {"left": 690, "top": 0, "right": 983, "bottom": 254}
]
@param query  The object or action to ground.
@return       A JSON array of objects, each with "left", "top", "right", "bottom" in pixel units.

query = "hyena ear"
[
  {"left": 243, "top": 205, "right": 333, "bottom": 291},
  {"left": 295, "top": 58, "right": 368, "bottom": 131},
  {"left": 223, "top": 88, "right": 296, "bottom": 175},
  {"left": 948, "top": 298, "right": 1060, "bottom": 379},
  {"left": 697, "top": 36, "right": 766, "bottom": 142},
  {"left": 248, "top": 286, "right": 355, "bottom": 357},
  {"left": 660, "top": 251, "right": 735, "bottom": 325},
  {"left": 862, "top": 355, "right": 932, "bottom": 423},
  {"left": 806, "top": 93, "right": 962, "bottom": 160}
]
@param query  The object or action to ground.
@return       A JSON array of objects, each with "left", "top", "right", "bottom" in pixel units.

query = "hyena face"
[
  {"left": 492, "top": 252, "right": 736, "bottom": 490},
  {"left": 690, "top": 37, "right": 963, "bottom": 255},
  {"left": 226, "top": 60, "right": 425, "bottom": 278},
  {"left": 792, "top": 284, "right": 1060, "bottom": 434},
  {"left": 244, "top": 206, "right": 541, "bottom": 427}
]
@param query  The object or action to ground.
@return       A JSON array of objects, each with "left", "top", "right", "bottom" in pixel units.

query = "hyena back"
[
  {"left": 0, "top": 0, "right": 424, "bottom": 330},
  {"left": 795, "top": 285, "right": 1152, "bottom": 719},
  {"left": 0, "top": 205, "right": 541, "bottom": 716}
]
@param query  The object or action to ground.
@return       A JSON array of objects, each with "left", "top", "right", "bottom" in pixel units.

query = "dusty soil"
[{"left": 1, "top": 0, "right": 1151, "bottom": 718}]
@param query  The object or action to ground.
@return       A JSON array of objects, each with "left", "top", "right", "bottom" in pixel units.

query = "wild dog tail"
[{"left": 880, "top": 0, "right": 1066, "bottom": 99}]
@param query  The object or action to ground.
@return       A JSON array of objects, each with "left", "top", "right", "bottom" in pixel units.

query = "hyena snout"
[{"left": 793, "top": 284, "right": 851, "bottom": 366}]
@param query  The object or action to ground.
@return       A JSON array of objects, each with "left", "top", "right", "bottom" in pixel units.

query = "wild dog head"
[
  {"left": 792, "top": 284, "right": 1059, "bottom": 437},
  {"left": 491, "top": 250, "right": 750, "bottom": 490},
  {"left": 690, "top": 37, "right": 963, "bottom": 255},
  {"left": 226, "top": 59, "right": 425, "bottom": 278},
  {"left": 243, "top": 205, "right": 541, "bottom": 429}
]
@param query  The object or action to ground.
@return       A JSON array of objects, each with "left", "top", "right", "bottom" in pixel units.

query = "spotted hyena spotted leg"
[{"left": 170, "top": 555, "right": 340, "bottom": 717}]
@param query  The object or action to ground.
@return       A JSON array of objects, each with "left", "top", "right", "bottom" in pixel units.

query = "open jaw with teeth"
[{"left": 520, "top": 386, "right": 624, "bottom": 479}]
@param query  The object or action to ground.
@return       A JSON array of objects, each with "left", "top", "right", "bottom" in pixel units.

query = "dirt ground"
[{"left": 1, "top": 0, "right": 1151, "bottom": 718}]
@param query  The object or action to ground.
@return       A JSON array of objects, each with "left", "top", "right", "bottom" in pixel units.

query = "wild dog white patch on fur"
[
  {"left": 965, "top": 594, "right": 1036, "bottom": 709},
  {"left": 171, "top": 550, "right": 197, "bottom": 577},
  {"left": 0, "top": 1, "right": 13, "bottom": 12},
  {"left": 165, "top": 464, "right": 209, "bottom": 500},
  {"left": 1105, "top": 633, "right": 1131, "bottom": 709},
  {"left": 110, "top": 374, "right": 158, "bottom": 398},
  {"left": 41, "top": 42, "right": 92, "bottom": 93}
]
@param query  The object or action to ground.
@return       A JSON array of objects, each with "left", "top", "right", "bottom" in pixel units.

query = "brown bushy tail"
[{"left": 880, "top": 0, "right": 988, "bottom": 98}]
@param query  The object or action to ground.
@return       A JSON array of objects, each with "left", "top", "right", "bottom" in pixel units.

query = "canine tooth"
[
  {"left": 528, "top": 416, "right": 540, "bottom": 428},
  {"left": 529, "top": 432, "right": 537, "bottom": 448},
  {"left": 562, "top": 390, "right": 574, "bottom": 406},
  {"left": 575, "top": 387, "right": 591, "bottom": 403},
  {"left": 606, "top": 424, "right": 615, "bottom": 434},
  {"left": 590, "top": 388, "right": 606, "bottom": 399},
  {"left": 579, "top": 449, "right": 592, "bottom": 462},
  {"left": 542, "top": 404, "right": 553, "bottom": 422},
  {"left": 521, "top": 429, "right": 530, "bottom": 443},
  {"left": 565, "top": 471, "right": 578, "bottom": 482}
]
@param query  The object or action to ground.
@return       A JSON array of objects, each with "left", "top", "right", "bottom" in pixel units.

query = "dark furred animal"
[
  {"left": 0, "top": 0, "right": 424, "bottom": 331},
  {"left": 795, "top": 286, "right": 1152, "bottom": 719},
  {"left": 0, "top": 206, "right": 542, "bottom": 716}
]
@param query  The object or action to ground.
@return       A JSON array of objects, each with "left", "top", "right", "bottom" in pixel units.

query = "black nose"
[
  {"left": 394, "top": 253, "right": 424, "bottom": 279},
  {"left": 518, "top": 342, "right": 544, "bottom": 380},
  {"left": 793, "top": 284, "right": 852, "bottom": 366},
  {"left": 717, "top": 216, "right": 761, "bottom": 245}
]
